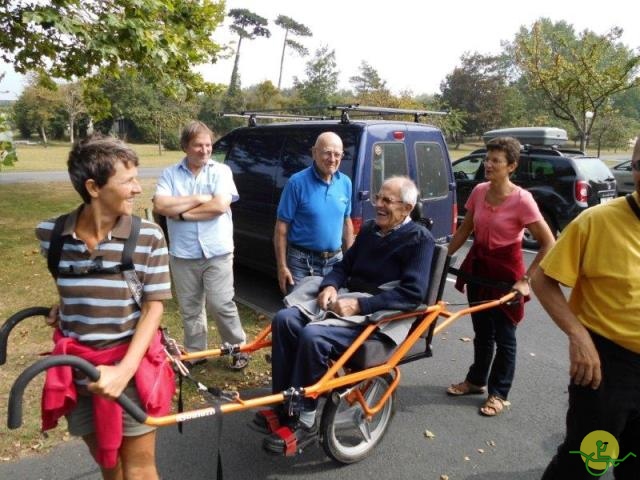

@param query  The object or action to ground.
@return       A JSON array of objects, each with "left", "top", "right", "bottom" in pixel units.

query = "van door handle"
[{"left": 358, "top": 191, "right": 370, "bottom": 201}]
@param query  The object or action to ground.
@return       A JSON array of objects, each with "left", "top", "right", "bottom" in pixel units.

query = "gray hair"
[{"left": 384, "top": 176, "right": 419, "bottom": 206}]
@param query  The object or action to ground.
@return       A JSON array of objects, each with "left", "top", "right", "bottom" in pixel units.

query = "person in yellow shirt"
[{"left": 532, "top": 135, "right": 640, "bottom": 479}]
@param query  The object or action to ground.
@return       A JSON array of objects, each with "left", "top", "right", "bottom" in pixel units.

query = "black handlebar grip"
[
  {"left": 8, "top": 355, "right": 148, "bottom": 429},
  {"left": 0, "top": 307, "right": 51, "bottom": 365}
]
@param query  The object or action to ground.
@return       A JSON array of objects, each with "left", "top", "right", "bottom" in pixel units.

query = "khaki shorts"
[{"left": 66, "top": 385, "right": 155, "bottom": 438}]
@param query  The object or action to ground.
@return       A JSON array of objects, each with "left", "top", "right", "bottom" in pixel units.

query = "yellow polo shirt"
[{"left": 539, "top": 193, "right": 640, "bottom": 353}]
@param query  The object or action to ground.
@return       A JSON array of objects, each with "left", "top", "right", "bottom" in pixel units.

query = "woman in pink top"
[{"left": 446, "top": 137, "right": 555, "bottom": 416}]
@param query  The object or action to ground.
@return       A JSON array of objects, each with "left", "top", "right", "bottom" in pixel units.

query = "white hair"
[{"left": 384, "top": 176, "right": 419, "bottom": 206}]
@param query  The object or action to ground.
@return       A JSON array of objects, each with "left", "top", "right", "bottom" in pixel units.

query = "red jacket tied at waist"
[
  {"left": 454, "top": 241, "right": 529, "bottom": 325},
  {"left": 41, "top": 329, "right": 175, "bottom": 468}
]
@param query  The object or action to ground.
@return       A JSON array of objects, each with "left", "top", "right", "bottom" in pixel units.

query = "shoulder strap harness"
[{"left": 47, "top": 214, "right": 143, "bottom": 307}]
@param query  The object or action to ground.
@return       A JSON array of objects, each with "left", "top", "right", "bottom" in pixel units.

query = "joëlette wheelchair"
[{"left": 2, "top": 244, "right": 516, "bottom": 465}]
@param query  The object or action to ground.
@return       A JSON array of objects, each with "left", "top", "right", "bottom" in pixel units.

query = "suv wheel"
[{"left": 522, "top": 212, "right": 557, "bottom": 250}]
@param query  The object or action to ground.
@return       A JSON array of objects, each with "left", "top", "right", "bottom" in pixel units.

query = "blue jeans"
[
  {"left": 286, "top": 246, "right": 342, "bottom": 293},
  {"left": 465, "top": 289, "right": 517, "bottom": 400},
  {"left": 271, "top": 307, "right": 367, "bottom": 411}
]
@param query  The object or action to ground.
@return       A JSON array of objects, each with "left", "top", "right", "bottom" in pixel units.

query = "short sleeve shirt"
[
  {"left": 277, "top": 165, "right": 352, "bottom": 251},
  {"left": 155, "top": 158, "right": 238, "bottom": 259},
  {"left": 540, "top": 194, "right": 640, "bottom": 353},
  {"left": 466, "top": 182, "right": 542, "bottom": 249},
  {"left": 36, "top": 207, "right": 172, "bottom": 348}
]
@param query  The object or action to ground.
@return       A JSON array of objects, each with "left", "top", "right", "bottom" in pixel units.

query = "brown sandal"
[
  {"left": 446, "top": 380, "right": 485, "bottom": 396},
  {"left": 479, "top": 395, "right": 509, "bottom": 416}
]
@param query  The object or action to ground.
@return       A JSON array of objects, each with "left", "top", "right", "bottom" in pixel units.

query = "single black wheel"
[{"left": 320, "top": 374, "right": 396, "bottom": 464}]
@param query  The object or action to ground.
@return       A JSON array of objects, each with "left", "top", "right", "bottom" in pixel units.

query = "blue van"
[{"left": 212, "top": 109, "right": 457, "bottom": 274}]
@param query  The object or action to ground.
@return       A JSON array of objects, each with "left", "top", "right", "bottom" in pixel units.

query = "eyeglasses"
[
  {"left": 374, "top": 194, "right": 404, "bottom": 206},
  {"left": 631, "top": 160, "right": 640, "bottom": 171},
  {"left": 320, "top": 149, "right": 344, "bottom": 159},
  {"left": 483, "top": 157, "right": 507, "bottom": 165}
]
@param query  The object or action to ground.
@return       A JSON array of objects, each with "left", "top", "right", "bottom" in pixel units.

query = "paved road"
[
  {"left": 1, "top": 246, "right": 614, "bottom": 480},
  {"left": 0, "top": 167, "right": 166, "bottom": 184}
]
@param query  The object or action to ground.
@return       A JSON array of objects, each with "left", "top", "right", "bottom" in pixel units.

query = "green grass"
[
  {"left": 0, "top": 180, "right": 271, "bottom": 463},
  {"left": 5, "top": 142, "right": 182, "bottom": 171},
  {"left": 4, "top": 141, "right": 630, "bottom": 172}
]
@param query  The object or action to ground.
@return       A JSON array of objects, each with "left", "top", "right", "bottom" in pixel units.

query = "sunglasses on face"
[{"left": 632, "top": 160, "right": 640, "bottom": 171}]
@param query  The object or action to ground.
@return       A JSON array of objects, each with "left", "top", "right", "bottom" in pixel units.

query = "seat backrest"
[
  {"left": 425, "top": 243, "right": 448, "bottom": 306},
  {"left": 419, "top": 243, "right": 449, "bottom": 338}
]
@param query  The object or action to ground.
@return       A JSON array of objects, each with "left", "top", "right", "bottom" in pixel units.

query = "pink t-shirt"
[{"left": 466, "top": 182, "right": 542, "bottom": 249}]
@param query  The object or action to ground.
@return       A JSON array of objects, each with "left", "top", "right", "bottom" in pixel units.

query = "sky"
[{"left": 1, "top": 0, "right": 639, "bottom": 101}]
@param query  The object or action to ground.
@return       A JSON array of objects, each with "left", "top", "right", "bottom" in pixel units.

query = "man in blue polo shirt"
[{"left": 274, "top": 131, "right": 354, "bottom": 294}]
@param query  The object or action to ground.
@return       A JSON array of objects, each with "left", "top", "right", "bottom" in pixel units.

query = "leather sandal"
[
  {"left": 446, "top": 380, "right": 485, "bottom": 396},
  {"left": 479, "top": 395, "right": 509, "bottom": 417}
]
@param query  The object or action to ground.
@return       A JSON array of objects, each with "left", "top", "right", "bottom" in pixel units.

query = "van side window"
[
  {"left": 227, "top": 132, "right": 283, "bottom": 203},
  {"left": 371, "top": 142, "right": 408, "bottom": 196},
  {"left": 212, "top": 136, "right": 231, "bottom": 163},
  {"left": 415, "top": 142, "right": 449, "bottom": 199}
]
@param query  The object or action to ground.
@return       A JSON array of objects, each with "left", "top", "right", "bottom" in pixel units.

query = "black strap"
[
  {"left": 47, "top": 213, "right": 143, "bottom": 306},
  {"left": 47, "top": 214, "right": 69, "bottom": 279},
  {"left": 121, "top": 215, "right": 141, "bottom": 271},
  {"left": 448, "top": 266, "right": 514, "bottom": 292},
  {"left": 626, "top": 194, "right": 640, "bottom": 221},
  {"left": 212, "top": 402, "right": 224, "bottom": 480}
]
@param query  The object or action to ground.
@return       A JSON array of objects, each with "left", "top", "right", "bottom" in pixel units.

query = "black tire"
[
  {"left": 522, "top": 211, "right": 557, "bottom": 249},
  {"left": 320, "top": 374, "right": 396, "bottom": 464}
]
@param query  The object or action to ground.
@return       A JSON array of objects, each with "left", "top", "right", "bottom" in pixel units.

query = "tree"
[
  {"left": 0, "top": 0, "right": 225, "bottom": 97},
  {"left": 350, "top": 61, "right": 388, "bottom": 95},
  {"left": 13, "top": 75, "right": 62, "bottom": 144},
  {"left": 227, "top": 9, "right": 271, "bottom": 96},
  {"left": 84, "top": 69, "right": 198, "bottom": 148},
  {"left": 439, "top": 53, "right": 510, "bottom": 136},
  {"left": 513, "top": 18, "right": 640, "bottom": 151},
  {"left": 275, "top": 15, "right": 312, "bottom": 90},
  {"left": 590, "top": 108, "right": 639, "bottom": 156},
  {"left": 0, "top": 109, "right": 17, "bottom": 169},
  {"left": 293, "top": 45, "right": 339, "bottom": 108},
  {"left": 348, "top": 61, "right": 395, "bottom": 106},
  {"left": 60, "top": 82, "right": 86, "bottom": 143}
]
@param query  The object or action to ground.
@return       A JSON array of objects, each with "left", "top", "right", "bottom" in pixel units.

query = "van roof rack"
[
  {"left": 222, "top": 112, "right": 331, "bottom": 127},
  {"left": 328, "top": 104, "right": 448, "bottom": 124},
  {"left": 222, "top": 104, "right": 448, "bottom": 127}
]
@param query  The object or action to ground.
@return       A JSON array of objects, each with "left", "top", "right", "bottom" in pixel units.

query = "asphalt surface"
[
  {"left": 0, "top": 245, "right": 615, "bottom": 480},
  {"left": 0, "top": 167, "right": 166, "bottom": 184}
]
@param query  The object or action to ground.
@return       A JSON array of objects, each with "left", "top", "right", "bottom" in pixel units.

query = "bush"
[{"left": 162, "top": 131, "right": 181, "bottom": 151}]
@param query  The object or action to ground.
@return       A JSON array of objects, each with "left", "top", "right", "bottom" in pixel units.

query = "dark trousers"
[
  {"left": 542, "top": 333, "right": 640, "bottom": 480},
  {"left": 465, "top": 298, "right": 517, "bottom": 399},
  {"left": 271, "top": 307, "right": 366, "bottom": 411}
]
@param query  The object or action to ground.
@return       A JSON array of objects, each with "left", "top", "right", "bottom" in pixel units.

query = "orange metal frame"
[{"left": 144, "top": 291, "right": 517, "bottom": 427}]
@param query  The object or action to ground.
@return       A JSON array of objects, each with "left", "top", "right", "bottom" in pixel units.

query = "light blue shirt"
[{"left": 155, "top": 158, "right": 239, "bottom": 259}]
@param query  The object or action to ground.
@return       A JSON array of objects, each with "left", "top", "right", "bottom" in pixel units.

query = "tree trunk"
[
  {"left": 228, "top": 36, "right": 243, "bottom": 95},
  {"left": 278, "top": 29, "right": 289, "bottom": 90},
  {"left": 69, "top": 116, "right": 75, "bottom": 143},
  {"left": 40, "top": 125, "right": 48, "bottom": 146}
]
